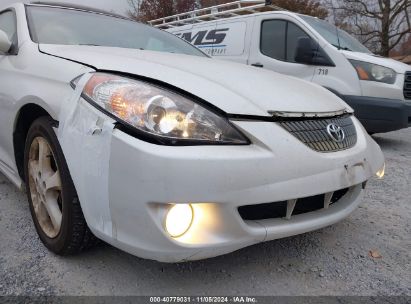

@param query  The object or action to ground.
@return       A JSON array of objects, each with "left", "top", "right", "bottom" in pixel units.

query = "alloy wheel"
[{"left": 28, "top": 137, "right": 63, "bottom": 238}]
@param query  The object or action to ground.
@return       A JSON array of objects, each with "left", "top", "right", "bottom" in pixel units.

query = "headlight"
[
  {"left": 80, "top": 73, "right": 249, "bottom": 145},
  {"left": 349, "top": 60, "right": 396, "bottom": 84}
]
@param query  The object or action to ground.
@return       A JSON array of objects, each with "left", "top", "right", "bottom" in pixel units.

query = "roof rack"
[{"left": 149, "top": 0, "right": 285, "bottom": 29}]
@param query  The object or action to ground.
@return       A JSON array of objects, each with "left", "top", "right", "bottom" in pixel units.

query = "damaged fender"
[{"left": 58, "top": 73, "right": 116, "bottom": 238}]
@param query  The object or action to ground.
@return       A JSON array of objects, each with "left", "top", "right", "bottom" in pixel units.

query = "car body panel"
[
  {"left": 0, "top": 39, "right": 93, "bottom": 187},
  {"left": 39, "top": 44, "right": 352, "bottom": 116}
]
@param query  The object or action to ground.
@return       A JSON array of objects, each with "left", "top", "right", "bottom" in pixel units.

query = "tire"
[{"left": 24, "top": 116, "right": 98, "bottom": 255}]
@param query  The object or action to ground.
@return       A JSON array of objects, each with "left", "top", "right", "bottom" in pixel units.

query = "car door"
[
  {"left": 0, "top": 9, "right": 19, "bottom": 178},
  {"left": 248, "top": 16, "right": 317, "bottom": 82}
]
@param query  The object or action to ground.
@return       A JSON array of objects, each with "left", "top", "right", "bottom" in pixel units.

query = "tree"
[
  {"left": 391, "top": 34, "right": 411, "bottom": 55},
  {"left": 271, "top": 0, "right": 328, "bottom": 18},
  {"left": 329, "top": 0, "right": 411, "bottom": 56},
  {"left": 128, "top": 0, "right": 197, "bottom": 22}
]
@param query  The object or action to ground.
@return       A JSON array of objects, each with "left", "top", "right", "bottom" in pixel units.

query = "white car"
[{"left": 0, "top": 2, "right": 384, "bottom": 262}]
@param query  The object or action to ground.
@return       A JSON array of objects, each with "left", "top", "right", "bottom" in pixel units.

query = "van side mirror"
[
  {"left": 0, "top": 30, "right": 12, "bottom": 54},
  {"left": 295, "top": 37, "right": 318, "bottom": 64},
  {"left": 295, "top": 37, "right": 334, "bottom": 66}
]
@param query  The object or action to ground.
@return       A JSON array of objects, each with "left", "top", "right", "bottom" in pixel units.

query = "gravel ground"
[{"left": 0, "top": 128, "right": 410, "bottom": 296}]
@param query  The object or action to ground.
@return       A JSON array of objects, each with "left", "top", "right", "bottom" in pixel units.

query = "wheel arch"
[{"left": 13, "top": 103, "right": 57, "bottom": 180}]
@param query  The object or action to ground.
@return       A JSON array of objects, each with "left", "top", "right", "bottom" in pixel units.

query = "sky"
[{"left": 0, "top": 0, "right": 132, "bottom": 16}]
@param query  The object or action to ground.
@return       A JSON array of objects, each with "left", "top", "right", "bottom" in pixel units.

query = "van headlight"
[
  {"left": 350, "top": 60, "right": 396, "bottom": 84},
  {"left": 80, "top": 73, "right": 249, "bottom": 145}
]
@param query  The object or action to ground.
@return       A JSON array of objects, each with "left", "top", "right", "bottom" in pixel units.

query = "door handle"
[{"left": 251, "top": 63, "right": 264, "bottom": 68}]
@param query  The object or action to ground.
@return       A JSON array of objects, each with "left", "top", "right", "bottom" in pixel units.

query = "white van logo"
[
  {"left": 172, "top": 22, "right": 246, "bottom": 56},
  {"left": 176, "top": 28, "right": 229, "bottom": 47}
]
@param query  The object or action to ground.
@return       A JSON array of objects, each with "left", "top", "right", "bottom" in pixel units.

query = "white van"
[{"left": 151, "top": 0, "right": 411, "bottom": 134}]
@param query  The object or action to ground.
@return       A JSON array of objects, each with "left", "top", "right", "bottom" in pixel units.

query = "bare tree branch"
[{"left": 333, "top": 0, "right": 411, "bottom": 56}]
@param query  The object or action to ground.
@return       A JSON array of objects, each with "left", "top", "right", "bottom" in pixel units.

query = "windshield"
[
  {"left": 26, "top": 6, "right": 206, "bottom": 57},
  {"left": 300, "top": 15, "right": 372, "bottom": 54}
]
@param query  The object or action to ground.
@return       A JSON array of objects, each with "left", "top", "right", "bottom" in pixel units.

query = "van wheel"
[{"left": 24, "top": 116, "right": 98, "bottom": 255}]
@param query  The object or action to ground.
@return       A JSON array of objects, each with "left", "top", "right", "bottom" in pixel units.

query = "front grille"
[
  {"left": 404, "top": 72, "right": 411, "bottom": 100},
  {"left": 278, "top": 115, "right": 357, "bottom": 153},
  {"left": 238, "top": 188, "right": 350, "bottom": 221}
]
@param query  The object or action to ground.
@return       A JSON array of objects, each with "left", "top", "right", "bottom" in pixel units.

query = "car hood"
[
  {"left": 41, "top": 44, "right": 351, "bottom": 116},
  {"left": 342, "top": 50, "right": 409, "bottom": 74}
]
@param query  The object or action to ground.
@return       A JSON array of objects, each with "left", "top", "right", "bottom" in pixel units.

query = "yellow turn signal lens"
[
  {"left": 165, "top": 204, "right": 194, "bottom": 238},
  {"left": 355, "top": 66, "right": 370, "bottom": 80}
]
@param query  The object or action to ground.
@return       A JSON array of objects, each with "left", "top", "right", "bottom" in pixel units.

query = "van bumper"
[{"left": 341, "top": 95, "right": 411, "bottom": 134}]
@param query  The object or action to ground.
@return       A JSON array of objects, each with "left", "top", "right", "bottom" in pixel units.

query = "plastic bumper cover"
[
  {"left": 94, "top": 119, "right": 384, "bottom": 262},
  {"left": 341, "top": 95, "right": 411, "bottom": 133}
]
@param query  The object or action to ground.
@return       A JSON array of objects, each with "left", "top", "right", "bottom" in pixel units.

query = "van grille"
[
  {"left": 404, "top": 72, "right": 411, "bottom": 100},
  {"left": 278, "top": 115, "right": 357, "bottom": 153}
]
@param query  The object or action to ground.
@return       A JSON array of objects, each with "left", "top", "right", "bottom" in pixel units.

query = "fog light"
[
  {"left": 165, "top": 204, "right": 194, "bottom": 238},
  {"left": 376, "top": 163, "right": 385, "bottom": 179}
]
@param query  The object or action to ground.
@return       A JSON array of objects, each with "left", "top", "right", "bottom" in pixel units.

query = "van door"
[
  {"left": 212, "top": 20, "right": 248, "bottom": 64},
  {"left": 248, "top": 16, "right": 318, "bottom": 81}
]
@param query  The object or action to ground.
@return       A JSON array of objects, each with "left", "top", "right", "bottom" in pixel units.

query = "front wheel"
[{"left": 24, "top": 116, "right": 97, "bottom": 255}]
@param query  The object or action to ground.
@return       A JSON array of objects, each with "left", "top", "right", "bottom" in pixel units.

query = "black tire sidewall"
[{"left": 24, "top": 117, "right": 77, "bottom": 254}]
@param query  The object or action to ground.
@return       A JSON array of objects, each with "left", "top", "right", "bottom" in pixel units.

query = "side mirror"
[
  {"left": 0, "top": 30, "right": 12, "bottom": 54},
  {"left": 295, "top": 36, "right": 334, "bottom": 66},
  {"left": 295, "top": 37, "right": 317, "bottom": 65}
]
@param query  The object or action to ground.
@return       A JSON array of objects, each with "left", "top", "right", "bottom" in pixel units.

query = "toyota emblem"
[{"left": 326, "top": 123, "right": 345, "bottom": 143}]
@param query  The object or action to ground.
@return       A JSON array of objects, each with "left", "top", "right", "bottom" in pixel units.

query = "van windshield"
[
  {"left": 300, "top": 15, "right": 372, "bottom": 54},
  {"left": 26, "top": 6, "right": 207, "bottom": 57}
]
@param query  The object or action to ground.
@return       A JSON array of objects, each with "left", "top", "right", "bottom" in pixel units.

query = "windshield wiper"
[{"left": 332, "top": 44, "right": 352, "bottom": 51}]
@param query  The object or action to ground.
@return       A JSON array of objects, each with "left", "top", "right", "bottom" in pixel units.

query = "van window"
[
  {"left": 261, "top": 20, "right": 286, "bottom": 61},
  {"left": 286, "top": 22, "right": 311, "bottom": 62},
  {"left": 0, "top": 10, "right": 16, "bottom": 42},
  {"left": 261, "top": 20, "right": 312, "bottom": 63},
  {"left": 300, "top": 15, "right": 371, "bottom": 54}
]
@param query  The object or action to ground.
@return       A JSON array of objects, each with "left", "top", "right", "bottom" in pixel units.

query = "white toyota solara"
[{"left": 0, "top": 3, "right": 384, "bottom": 262}]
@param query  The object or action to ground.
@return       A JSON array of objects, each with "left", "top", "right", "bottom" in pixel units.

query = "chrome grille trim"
[
  {"left": 404, "top": 72, "right": 411, "bottom": 100},
  {"left": 278, "top": 115, "right": 357, "bottom": 152}
]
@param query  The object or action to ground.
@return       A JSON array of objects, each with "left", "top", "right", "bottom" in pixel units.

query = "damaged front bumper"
[{"left": 58, "top": 79, "right": 384, "bottom": 262}]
